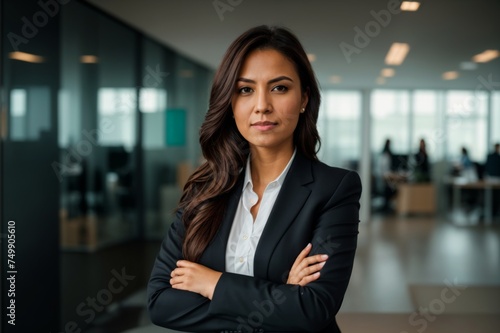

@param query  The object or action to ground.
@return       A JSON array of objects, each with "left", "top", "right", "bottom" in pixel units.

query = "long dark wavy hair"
[{"left": 179, "top": 25, "right": 321, "bottom": 262}]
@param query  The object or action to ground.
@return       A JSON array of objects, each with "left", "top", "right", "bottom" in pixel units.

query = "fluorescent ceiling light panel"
[
  {"left": 442, "top": 71, "right": 459, "bottom": 80},
  {"left": 385, "top": 43, "right": 410, "bottom": 66},
  {"left": 401, "top": 1, "right": 421, "bottom": 11},
  {"left": 179, "top": 69, "right": 194, "bottom": 78},
  {"left": 80, "top": 55, "right": 99, "bottom": 63},
  {"left": 9, "top": 51, "right": 45, "bottom": 63},
  {"left": 472, "top": 50, "right": 500, "bottom": 63},
  {"left": 330, "top": 75, "right": 342, "bottom": 84},
  {"left": 381, "top": 68, "right": 395, "bottom": 77}
]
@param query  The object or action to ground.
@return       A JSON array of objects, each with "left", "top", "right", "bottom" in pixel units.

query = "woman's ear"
[{"left": 301, "top": 88, "right": 310, "bottom": 110}]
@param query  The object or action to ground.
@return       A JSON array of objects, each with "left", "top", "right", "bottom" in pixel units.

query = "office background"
[{"left": 1, "top": 0, "right": 499, "bottom": 332}]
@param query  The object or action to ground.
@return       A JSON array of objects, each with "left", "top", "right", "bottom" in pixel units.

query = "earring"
[{"left": 300, "top": 108, "right": 305, "bottom": 113}]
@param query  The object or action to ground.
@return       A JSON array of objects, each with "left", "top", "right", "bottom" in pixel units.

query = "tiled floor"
[
  {"left": 337, "top": 215, "right": 500, "bottom": 333},
  {"left": 336, "top": 313, "right": 500, "bottom": 333},
  {"left": 342, "top": 215, "right": 500, "bottom": 313},
  {"left": 62, "top": 214, "right": 500, "bottom": 332}
]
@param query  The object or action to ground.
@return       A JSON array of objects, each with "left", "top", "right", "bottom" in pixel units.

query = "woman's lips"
[{"left": 251, "top": 121, "right": 278, "bottom": 131}]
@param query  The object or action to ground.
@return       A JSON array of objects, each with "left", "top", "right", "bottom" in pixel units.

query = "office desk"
[
  {"left": 449, "top": 180, "right": 500, "bottom": 224},
  {"left": 396, "top": 183, "right": 436, "bottom": 215}
]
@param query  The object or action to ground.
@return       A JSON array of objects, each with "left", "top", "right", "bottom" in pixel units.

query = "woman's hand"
[
  {"left": 170, "top": 260, "right": 222, "bottom": 300},
  {"left": 287, "top": 243, "right": 328, "bottom": 286}
]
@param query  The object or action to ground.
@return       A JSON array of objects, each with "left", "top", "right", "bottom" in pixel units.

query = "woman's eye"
[
  {"left": 238, "top": 87, "right": 252, "bottom": 94},
  {"left": 272, "top": 85, "right": 288, "bottom": 92}
]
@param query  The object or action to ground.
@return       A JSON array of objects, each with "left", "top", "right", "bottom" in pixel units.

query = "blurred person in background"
[
  {"left": 485, "top": 143, "right": 500, "bottom": 181},
  {"left": 458, "top": 146, "right": 477, "bottom": 182},
  {"left": 413, "top": 138, "right": 431, "bottom": 182},
  {"left": 376, "top": 138, "right": 398, "bottom": 212}
]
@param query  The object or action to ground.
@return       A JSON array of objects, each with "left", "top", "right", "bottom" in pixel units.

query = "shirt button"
[
  {"left": 243, "top": 234, "right": 248, "bottom": 240},
  {"left": 239, "top": 257, "right": 244, "bottom": 263}
]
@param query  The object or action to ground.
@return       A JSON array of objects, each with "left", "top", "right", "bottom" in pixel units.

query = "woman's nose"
[{"left": 255, "top": 90, "right": 272, "bottom": 114}]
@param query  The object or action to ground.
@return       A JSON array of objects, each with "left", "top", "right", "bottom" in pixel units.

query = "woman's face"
[{"left": 231, "top": 49, "right": 308, "bottom": 153}]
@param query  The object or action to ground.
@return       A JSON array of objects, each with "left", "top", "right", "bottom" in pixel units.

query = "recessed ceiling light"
[
  {"left": 179, "top": 69, "right": 194, "bottom": 78},
  {"left": 472, "top": 50, "right": 500, "bottom": 63},
  {"left": 307, "top": 54, "right": 316, "bottom": 62},
  {"left": 442, "top": 71, "right": 459, "bottom": 80},
  {"left": 385, "top": 43, "right": 410, "bottom": 66},
  {"left": 80, "top": 55, "right": 99, "bottom": 63},
  {"left": 376, "top": 77, "right": 386, "bottom": 85},
  {"left": 401, "top": 1, "right": 421, "bottom": 11},
  {"left": 9, "top": 51, "right": 45, "bottom": 63},
  {"left": 381, "top": 68, "right": 395, "bottom": 77},
  {"left": 330, "top": 75, "right": 342, "bottom": 84}
]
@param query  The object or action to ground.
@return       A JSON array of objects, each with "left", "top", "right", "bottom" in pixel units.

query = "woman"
[
  {"left": 459, "top": 147, "right": 472, "bottom": 170},
  {"left": 458, "top": 146, "right": 476, "bottom": 182},
  {"left": 413, "top": 138, "right": 431, "bottom": 182},
  {"left": 376, "top": 138, "right": 395, "bottom": 211},
  {"left": 148, "top": 25, "right": 362, "bottom": 333}
]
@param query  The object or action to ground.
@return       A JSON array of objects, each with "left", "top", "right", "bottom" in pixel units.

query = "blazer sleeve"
[
  {"left": 207, "top": 170, "right": 362, "bottom": 332},
  {"left": 147, "top": 209, "right": 238, "bottom": 332}
]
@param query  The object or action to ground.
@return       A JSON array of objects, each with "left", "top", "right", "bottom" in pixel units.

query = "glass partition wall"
[
  {"left": 55, "top": 2, "right": 214, "bottom": 331},
  {"left": 60, "top": 2, "right": 140, "bottom": 252},
  {"left": 140, "top": 38, "right": 212, "bottom": 240},
  {"left": 58, "top": 2, "right": 212, "bottom": 251}
]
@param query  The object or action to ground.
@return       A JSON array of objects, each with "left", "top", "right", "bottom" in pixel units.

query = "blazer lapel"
[{"left": 253, "top": 152, "right": 314, "bottom": 279}]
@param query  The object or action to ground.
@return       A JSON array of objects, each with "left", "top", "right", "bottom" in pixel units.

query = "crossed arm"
[
  {"left": 169, "top": 242, "right": 328, "bottom": 300},
  {"left": 148, "top": 171, "right": 361, "bottom": 332}
]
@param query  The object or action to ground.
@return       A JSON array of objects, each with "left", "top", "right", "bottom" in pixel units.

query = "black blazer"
[{"left": 148, "top": 152, "right": 362, "bottom": 333}]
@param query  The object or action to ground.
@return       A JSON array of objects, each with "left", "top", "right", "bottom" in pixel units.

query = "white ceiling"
[{"left": 86, "top": 0, "right": 500, "bottom": 90}]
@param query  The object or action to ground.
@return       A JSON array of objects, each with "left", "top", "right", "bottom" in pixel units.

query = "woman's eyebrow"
[{"left": 236, "top": 76, "right": 294, "bottom": 84}]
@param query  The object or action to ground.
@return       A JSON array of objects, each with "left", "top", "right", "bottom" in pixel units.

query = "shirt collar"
[{"left": 243, "top": 148, "right": 297, "bottom": 190}]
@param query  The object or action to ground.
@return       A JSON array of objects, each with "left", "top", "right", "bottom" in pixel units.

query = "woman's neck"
[{"left": 249, "top": 145, "right": 294, "bottom": 187}]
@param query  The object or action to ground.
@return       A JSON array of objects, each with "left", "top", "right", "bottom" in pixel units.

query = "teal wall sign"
[{"left": 165, "top": 108, "right": 186, "bottom": 146}]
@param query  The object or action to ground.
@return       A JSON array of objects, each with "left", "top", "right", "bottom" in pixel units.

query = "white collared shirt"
[{"left": 225, "top": 149, "right": 296, "bottom": 276}]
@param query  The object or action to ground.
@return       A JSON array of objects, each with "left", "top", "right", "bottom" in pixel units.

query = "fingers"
[
  {"left": 298, "top": 243, "right": 313, "bottom": 260},
  {"left": 170, "top": 267, "right": 186, "bottom": 277},
  {"left": 307, "top": 254, "right": 329, "bottom": 265},
  {"left": 170, "top": 267, "right": 191, "bottom": 287},
  {"left": 287, "top": 244, "right": 329, "bottom": 285},
  {"left": 291, "top": 261, "right": 325, "bottom": 282},
  {"left": 290, "top": 243, "right": 312, "bottom": 272},
  {"left": 293, "top": 254, "right": 328, "bottom": 273},
  {"left": 295, "top": 261, "right": 326, "bottom": 280},
  {"left": 171, "top": 261, "right": 194, "bottom": 280},
  {"left": 297, "top": 272, "right": 321, "bottom": 287},
  {"left": 170, "top": 276, "right": 182, "bottom": 286},
  {"left": 176, "top": 260, "right": 194, "bottom": 268},
  {"left": 288, "top": 244, "right": 312, "bottom": 284}
]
